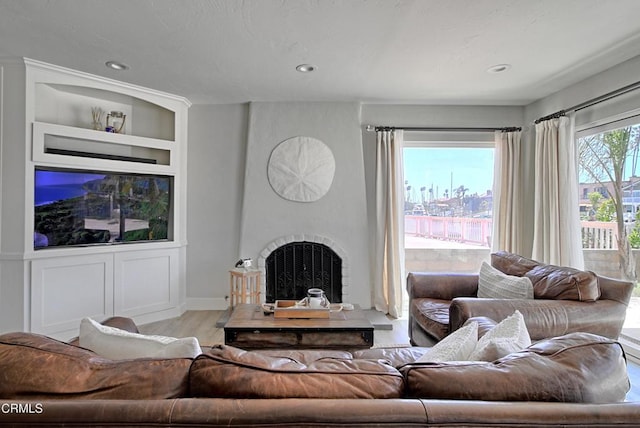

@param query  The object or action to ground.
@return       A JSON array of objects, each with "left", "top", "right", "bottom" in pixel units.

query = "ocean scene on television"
[{"left": 34, "top": 168, "right": 172, "bottom": 249}]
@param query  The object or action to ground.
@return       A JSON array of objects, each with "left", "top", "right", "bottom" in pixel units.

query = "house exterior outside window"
[{"left": 576, "top": 117, "right": 640, "bottom": 357}]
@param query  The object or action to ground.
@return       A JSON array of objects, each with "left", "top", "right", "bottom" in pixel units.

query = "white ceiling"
[{"left": 2, "top": 0, "right": 640, "bottom": 106}]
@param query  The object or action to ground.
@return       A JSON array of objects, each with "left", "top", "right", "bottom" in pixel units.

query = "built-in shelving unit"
[
  {"left": 0, "top": 58, "right": 191, "bottom": 339},
  {"left": 33, "top": 121, "right": 174, "bottom": 172},
  {"left": 34, "top": 82, "right": 176, "bottom": 141}
]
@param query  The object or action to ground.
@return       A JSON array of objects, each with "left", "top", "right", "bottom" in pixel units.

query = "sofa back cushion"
[
  {"left": 525, "top": 264, "right": 600, "bottom": 301},
  {"left": 491, "top": 251, "right": 540, "bottom": 276},
  {"left": 491, "top": 251, "right": 600, "bottom": 301},
  {"left": 351, "top": 346, "right": 429, "bottom": 368},
  {"left": 401, "top": 332, "right": 629, "bottom": 403},
  {"left": 0, "top": 332, "right": 192, "bottom": 399},
  {"left": 254, "top": 349, "right": 354, "bottom": 365},
  {"left": 190, "top": 345, "right": 404, "bottom": 399}
]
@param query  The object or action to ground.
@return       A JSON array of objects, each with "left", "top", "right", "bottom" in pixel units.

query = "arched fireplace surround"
[{"left": 257, "top": 235, "right": 349, "bottom": 304}]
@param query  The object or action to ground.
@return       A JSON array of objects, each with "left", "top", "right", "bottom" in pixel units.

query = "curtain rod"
[
  {"left": 365, "top": 125, "right": 522, "bottom": 133},
  {"left": 535, "top": 79, "right": 640, "bottom": 124}
]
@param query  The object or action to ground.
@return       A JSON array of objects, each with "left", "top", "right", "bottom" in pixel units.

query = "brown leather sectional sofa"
[
  {"left": 408, "top": 251, "right": 634, "bottom": 347},
  {"left": 1, "top": 316, "right": 640, "bottom": 427}
]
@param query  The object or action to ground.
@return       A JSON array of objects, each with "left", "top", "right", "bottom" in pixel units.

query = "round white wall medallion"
[{"left": 268, "top": 136, "right": 335, "bottom": 202}]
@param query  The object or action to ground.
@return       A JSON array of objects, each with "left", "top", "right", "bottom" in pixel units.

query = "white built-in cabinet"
[{"left": 0, "top": 58, "right": 190, "bottom": 339}]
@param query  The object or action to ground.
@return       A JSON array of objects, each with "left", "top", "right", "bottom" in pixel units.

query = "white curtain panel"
[
  {"left": 372, "top": 130, "right": 405, "bottom": 318},
  {"left": 492, "top": 130, "right": 524, "bottom": 254},
  {"left": 532, "top": 116, "right": 585, "bottom": 269}
]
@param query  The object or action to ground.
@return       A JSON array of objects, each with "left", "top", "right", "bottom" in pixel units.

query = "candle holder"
[{"left": 106, "top": 111, "right": 126, "bottom": 134}]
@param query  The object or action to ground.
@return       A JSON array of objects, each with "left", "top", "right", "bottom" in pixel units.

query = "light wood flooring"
[
  {"left": 138, "top": 309, "right": 409, "bottom": 348},
  {"left": 139, "top": 310, "right": 639, "bottom": 402}
]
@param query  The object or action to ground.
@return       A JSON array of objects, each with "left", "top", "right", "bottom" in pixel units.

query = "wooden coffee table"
[{"left": 224, "top": 304, "right": 374, "bottom": 350}]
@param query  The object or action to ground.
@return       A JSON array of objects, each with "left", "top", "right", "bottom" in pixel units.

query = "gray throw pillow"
[{"left": 478, "top": 262, "right": 534, "bottom": 299}]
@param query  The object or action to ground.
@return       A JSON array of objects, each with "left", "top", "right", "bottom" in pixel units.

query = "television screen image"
[{"left": 34, "top": 168, "right": 172, "bottom": 249}]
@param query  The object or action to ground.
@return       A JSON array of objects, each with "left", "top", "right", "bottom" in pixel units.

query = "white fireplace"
[{"left": 257, "top": 234, "right": 350, "bottom": 303}]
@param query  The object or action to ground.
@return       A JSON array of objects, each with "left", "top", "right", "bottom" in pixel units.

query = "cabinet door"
[
  {"left": 31, "top": 254, "right": 114, "bottom": 337},
  {"left": 113, "top": 248, "right": 179, "bottom": 319}
]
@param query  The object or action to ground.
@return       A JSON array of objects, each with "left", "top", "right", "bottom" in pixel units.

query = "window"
[
  {"left": 577, "top": 117, "right": 640, "bottom": 259},
  {"left": 576, "top": 114, "right": 640, "bottom": 354},
  {"left": 403, "top": 141, "right": 494, "bottom": 273}
]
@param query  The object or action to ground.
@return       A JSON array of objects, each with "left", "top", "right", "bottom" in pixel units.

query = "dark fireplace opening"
[{"left": 265, "top": 241, "right": 342, "bottom": 303}]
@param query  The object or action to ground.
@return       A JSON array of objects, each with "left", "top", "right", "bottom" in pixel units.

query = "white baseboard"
[
  {"left": 185, "top": 297, "right": 228, "bottom": 311},
  {"left": 131, "top": 307, "right": 183, "bottom": 327}
]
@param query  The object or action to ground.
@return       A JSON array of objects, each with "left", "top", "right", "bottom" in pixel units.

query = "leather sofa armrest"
[
  {"left": 407, "top": 272, "right": 478, "bottom": 300},
  {"left": 598, "top": 275, "right": 634, "bottom": 306},
  {"left": 449, "top": 297, "right": 627, "bottom": 341}
]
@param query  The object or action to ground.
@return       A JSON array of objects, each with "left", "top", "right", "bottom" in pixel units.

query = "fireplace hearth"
[{"left": 265, "top": 241, "right": 342, "bottom": 303}]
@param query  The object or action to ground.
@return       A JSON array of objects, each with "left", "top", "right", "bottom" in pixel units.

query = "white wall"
[
  {"left": 524, "top": 55, "right": 640, "bottom": 127},
  {"left": 0, "top": 60, "right": 28, "bottom": 332},
  {"left": 186, "top": 102, "right": 526, "bottom": 310},
  {"left": 0, "top": 60, "right": 27, "bottom": 256},
  {"left": 520, "top": 54, "right": 640, "bottom": 256},
  {"left": 186, "top": 104, "right": 248, "bottom": 309},
  {"left": 238, "top": 102, "right": 371, "bottom": 307}
]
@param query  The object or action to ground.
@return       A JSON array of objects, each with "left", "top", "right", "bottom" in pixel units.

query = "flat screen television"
[{"left": 34, "top": 167, "right": 172, "bottom": 249}]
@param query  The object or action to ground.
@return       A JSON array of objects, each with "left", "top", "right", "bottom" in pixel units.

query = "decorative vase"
[{"left": 90, "top": 107, "right": 104, "bottom": 131}]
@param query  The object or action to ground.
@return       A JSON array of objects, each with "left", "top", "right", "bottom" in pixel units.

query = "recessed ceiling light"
[
  {"left": 296, "top": 64, "right": 316, "bottom": 73},
  {"left": 486, "top": 64, "right": 511, "bottom": 73},
  {"left": 105, "top": 60, "right": 130, "bottom": 71}
]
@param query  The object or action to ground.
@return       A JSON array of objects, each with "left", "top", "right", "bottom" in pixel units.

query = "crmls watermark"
[{"left": 1, "top": 402, "right": 44, "bottom": 414}]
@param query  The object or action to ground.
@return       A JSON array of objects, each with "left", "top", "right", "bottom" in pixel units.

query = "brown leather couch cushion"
[
  {"left": 411, "top": 298, "right": 451, "bottom": 341},
  {"left": 352, "top": 347, "right": 429, "bottom": 368},
  {"left": 0, "top": 332, "right": 192, "bottom": 400},
  {"left": 465, "top": 316, "right": 498, "bottom": 338},
  {"left": 491, "top": 251, "right": 541, "bottom": 276},
  {"left": 491, "top": 251, "right": 600, "bottom": 301},
  {"left": 525, "top": 264, "right": 600, "bottom": 301},
  {"left": 254, "top": 349, "right": 354, "bottom": 365},
  {"left": 190, "top": 345, "right": 405, "bottom": 399},
  {"left": 401, "top": 332, "right": 629, "bottom": 403}
]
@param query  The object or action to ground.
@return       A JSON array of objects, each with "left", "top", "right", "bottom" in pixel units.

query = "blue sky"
[
  {"left": 35, "top": 170, "right": 105, "bottom": 185},
  {"left": 403, "top": 147, "right": 494, "bottom": 202}
]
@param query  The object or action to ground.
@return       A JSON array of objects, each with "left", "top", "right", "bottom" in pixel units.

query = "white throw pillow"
[
  {"left": 416, "top": 321, "right": 478, "bottom": 363},
  {"left": 468, "top": 310, "right": 531, "bottom": 361},
  {"left": 478, "top": 262, "right": 534, "bottom": 299},
  {"left": 79, "top": 317, "right": 202, "bottom": 360}
]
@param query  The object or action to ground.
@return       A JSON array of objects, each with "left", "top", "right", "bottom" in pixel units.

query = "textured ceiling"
[{"left": 1, "top": 0, "right": 640, "bottom": 105}]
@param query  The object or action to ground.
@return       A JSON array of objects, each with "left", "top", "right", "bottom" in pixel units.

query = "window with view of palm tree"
[{"left": 579, "top": 125, "right": 640, "bottom": 281}]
